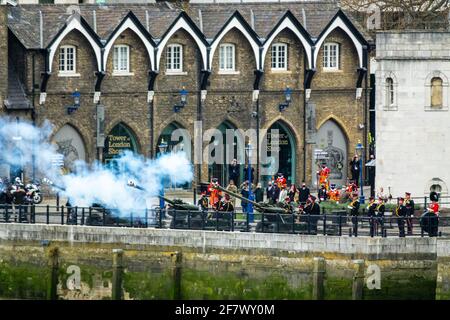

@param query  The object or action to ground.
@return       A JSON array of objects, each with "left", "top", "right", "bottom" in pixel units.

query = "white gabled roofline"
[
  {"left": 103, "top": 17, "right": 155, "bottom": 71},
  {"left": 47, "top": 17, "right": 102, "bottom": 73},
  {"left": 313, "top": 16, "right": 364, "bottom": 69},
  {"left": 261, "top": 16, "right": 312, "bottom": 70},
  {"left": 156, "top": 16, "right": 208, "bottom": 71},
  {"left": 209, "top": 16, "right": 261, "bottom": 70}
]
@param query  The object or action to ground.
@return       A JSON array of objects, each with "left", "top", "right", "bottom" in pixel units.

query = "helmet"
[{"left": 15, "top": 177, "right": 21, "bottom": 184}]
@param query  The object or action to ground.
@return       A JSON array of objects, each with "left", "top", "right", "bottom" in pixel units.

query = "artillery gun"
[
  {"left": 209, "top": 183, "right": 298, "bottom": 233},
  {"left": 42, "top": 178, "right": 135, "bottom": 227}
]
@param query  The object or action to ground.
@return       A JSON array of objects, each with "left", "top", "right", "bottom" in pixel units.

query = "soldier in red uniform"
[
  {"left": 208, "top": 178, "right": 222, "bottom": 208},
  {"left": 276, "top": 173, "right": 287, "bottom": 189},
  {"left": 317, "top": 164, "right": 331, "bottom": 191}
]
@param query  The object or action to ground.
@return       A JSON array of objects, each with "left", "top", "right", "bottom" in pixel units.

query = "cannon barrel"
[{"left": 207, "top": 183, "right": 287, "bottom": 214}]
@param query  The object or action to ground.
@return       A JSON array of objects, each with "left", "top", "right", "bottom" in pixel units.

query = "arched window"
[
  {"left": 59, "top": 45, "right": 76, "bottom": 74},
  {"left": 323, "top": 42, "right": 339, "bottom": 70},
  {"left": 166, "top": 44, "right": 183, "bottom": 72},
  {"left": 386, "top": 77, "right": 394, "bottom": 107},
  {"left": 431, "top": 77, "right": 443, "bottom": 108}
]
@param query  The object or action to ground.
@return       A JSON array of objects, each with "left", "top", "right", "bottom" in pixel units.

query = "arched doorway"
[
  {"left": 103, "top": 123, "right": 139, "bottom": 169},
  {"left": 156, "top": 122, "right": 191, "bottom": 189},
  {"left": 263, "top": 121, "right": 296, "bottom": 186},
  {"left": 314, "top": 119, "right": 348, "bottom": 187},
  {"left": 52, "top": 124, "right": 87, "bottom": 173},
  {"left": 208, "top": 121, "right": 243, "bottom": 186}
]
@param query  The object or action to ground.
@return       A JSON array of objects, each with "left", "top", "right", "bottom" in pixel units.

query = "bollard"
[
  {"left": 312, "top": 257, "right": 326, "bottom": 300},
  {"left": 172, "top": 251, "right": 183, "bottom": 300},
  {"left": 47, "top": 247, "right": 59, "bottom": 300},
  {"left": 112, "top": 249, "right": 124, "bottom": 300},
  {"left": 352, "top": 259, "right": 365, "bottom": 300}
]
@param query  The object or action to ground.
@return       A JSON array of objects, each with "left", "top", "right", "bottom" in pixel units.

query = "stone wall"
[
  {"left": 0, "top": 5, "right": 7, "bottom": 110},
  {"left": 0, "top": 223, "right": 443, "bottom": 300},
  {"left": 376, "top": 31, "right": 450, "bottom": 199}
]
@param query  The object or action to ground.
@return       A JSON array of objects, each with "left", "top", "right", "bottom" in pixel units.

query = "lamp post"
[
  {"left": 279, "top": 87, "right": 292, "bottom": 112},
  {"left": 158, "top": 138, "right": 169, "bottom": 209},
  {"left": 245, "top": 142, "right": 254, "bottom": 223},
  {"left": 355, "top": 141, "right": 365, "bottom": 204},
  {"left": 174, "top": 87, "right": 188, "bottom": 113},
  {"left": 68, "top": 89, "right": 81, "bottom": 114}
]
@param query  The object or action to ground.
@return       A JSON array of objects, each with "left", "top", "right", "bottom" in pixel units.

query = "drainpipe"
[{"left": 31, "top": 53, "right": 36, "bottom": 181}]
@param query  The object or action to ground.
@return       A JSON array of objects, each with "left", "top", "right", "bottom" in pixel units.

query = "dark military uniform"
[
  {"left": 395, "top": 202, "right": 408, "bottom": 237},
  {"left": 375, "top": 201, "right": 385, "bottom": 235},
  {"left": 304, "top": 200, "right": 320, "bottom": 234},
  {"left": 404, "top": 197, "right": 415, "bottom": 235},
  {"left": 349, "top": 198, "right": 360, "bottom": 236},
  {"left": 197, "top": 196, "right": 209, "bottom": 212},
  {"left": 367, "top": 200, "right": 377, "bottom": 237}
]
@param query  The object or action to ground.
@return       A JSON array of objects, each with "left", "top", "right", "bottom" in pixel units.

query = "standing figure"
[
  {"left": 421, "top": 191, "right": 439, "bottom": 237},
  {"left": 254, "top": 183, "right": 264, "bottom": 203},
  {"left": 304, "top": 195, "right": 321, "bottom": 234},
  {"left": 208, "top": 178, "right": 222, "bottom": 208},
  {"left": 375, "top": 197, "right": 386, "bottom": 235},
  {"left": 367, "top": 196, "right": 377, "bottom": 237},
  {"left": 317, "top": 164, "right": 331, "bottom": 191},
  {"left": 404, "top": 192, "right": 415, "bottom": 235},
  {"left": 298, "top": 182, "right": 310, "bottom": 205},
  {"left": 348, "top": 193, "right": 360, "bottom": 236},
  {"left": 226, "top": 180, "right": 238, "bottom": 207},
  {"left": 228, "top": 159, "right": 241, "bottom": 186},
  {"left": 395, "top": 197, "right": 408, "bottom": 237},
  {"left": 327, "top": 183, "right": 340, "bottom": 203},
  {"left": 276, "top": 173, "right": 287, "bottom": 189},
  {"left": 349, "top": 156, "right": 360, "bottom": 186},
  {"left": 197, "top": 192, "right": 209, "bottom": 212},
  {"left": 318, "top": 184, "right": 328, "bottom": 203},
  {"left": 288, "top": 184, "right": 297, "bottom": 202}
]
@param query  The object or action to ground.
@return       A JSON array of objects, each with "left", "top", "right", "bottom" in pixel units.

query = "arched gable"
[
  {"left": 262, "top": 12, "right": 313, "bottom": 70},
  {"left": 156, "top": 12, "right": 208, "bottom": 71},
  {"left": 103, "top": 12, "right": 155, "bottom": 71},
  {"left": 316, "top": 116, "right": 351, "bottom": 143},
  {"left": 209, "top": 11, "right": 261, "bottom": 70},
  {"left": 313, "top": 10, "right": 368, "bottom": 69},
  {"left": 47, "top": 15, "right": 102, "bottom": 73}
]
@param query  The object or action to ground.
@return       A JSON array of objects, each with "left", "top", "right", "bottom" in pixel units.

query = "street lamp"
[
  {"left": 245, "top": 142, "right": 254, "bottom": 223},
  {"left": 279, "top": 87, "right": 292, "bottom": 112},
  {"left": 68, "top": 89, "right": 81, "bottom": 114},
  {"left": 174, "top": 87, "right": 188, "bottom": 113},
  {"left": 355, "top": 141, "right": 365, "bottom": 204},
  {"left": 158, "top": 138, "right": 169, "bottom": 209}
]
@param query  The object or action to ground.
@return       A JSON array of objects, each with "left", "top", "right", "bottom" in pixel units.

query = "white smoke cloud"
[{"left": 0, "top": 117, "right": 193, "bottom": 215}]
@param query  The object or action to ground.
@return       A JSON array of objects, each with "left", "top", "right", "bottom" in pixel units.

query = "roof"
[
  {"left": 4, "top": 61, "right": 31, "bottom": 110},
  {"left": 7, "top": 2, "right": 372, "bottom": 49}
]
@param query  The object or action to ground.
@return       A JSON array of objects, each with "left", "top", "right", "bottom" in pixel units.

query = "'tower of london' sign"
[{"left": 105, "top": 135, "right": 132, "bottom": 156}]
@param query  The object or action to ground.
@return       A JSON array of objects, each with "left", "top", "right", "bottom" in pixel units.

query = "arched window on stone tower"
[
  {"left": 431, "top": 77, "right": 443, "bottom": 108},
  {"left": 386, "top": 77, "right": 394, "bottom": 107}
]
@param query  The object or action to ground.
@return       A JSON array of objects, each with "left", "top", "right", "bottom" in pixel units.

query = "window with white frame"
[
  {"left": 219, "top": 44, "right": 235, "bottom": 71},
  {"left": 431, "top": 77, "right": 443, "bottom": 108},
  {"left": 113, "top": 45, "right": 130, "bottom": 73},
  {"left": 166, "top": 44, "right": 183, "bottom": 72},
  {"left": 322, "top": 42, "right": 339, "bottom": 70},
  {"left": 386, "top": 77, "right": 394, "bottom": 107},
  {"left": 271, "top": 43, "right": 287, "bottom": 70},
  {"left": 59, "top": 45, "right": 76, "bottom": 73}
]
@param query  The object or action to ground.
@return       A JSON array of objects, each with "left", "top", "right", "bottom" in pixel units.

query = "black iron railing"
[{"left": 0, "top": 203, "right": 448, "bottom": 238}]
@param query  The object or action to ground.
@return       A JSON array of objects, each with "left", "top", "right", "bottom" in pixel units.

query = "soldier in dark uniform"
[
  {"left": 366, "top": 196, "right": 377, "bottom": 237},
  {"left": 375, "top": 197, "right": 386, "bottom": 235},
  {"left": 218, "top": 194, "right": 235, "bottom": 212},
  {"left": 395, "top": 197, "right": 408, "bottom": 237},
  {"left": 318, "top": 184, "right": 328, "bottom": 203},
  {"left": 348, "top": 193, "right": 360, "bottom": 236},
  {"left": 197, "top": 192, "right": 209, "bottom": 212},
  {"left": 304, "top": 195, "right": 321, "bottom": 234},
  {"left": 404, "top": 192, "right": 415, "bottom": 235}
]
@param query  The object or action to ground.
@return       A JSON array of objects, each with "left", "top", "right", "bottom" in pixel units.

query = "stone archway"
[
  {"left": 52, "top": 124, "right": 87, "bottom": 173},
  {"left": 103, "top": 122, "right": 139, "bottom": 168},
  {"left": 314, "top": 119, "right": 349, "bottom": 187}
]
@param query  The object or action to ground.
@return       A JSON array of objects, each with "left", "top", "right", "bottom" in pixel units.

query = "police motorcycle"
[{"left": 25, "top": 181, "right": 43, "bottom": 204}]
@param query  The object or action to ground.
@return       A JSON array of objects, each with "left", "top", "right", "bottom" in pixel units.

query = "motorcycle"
[{"left": 25, "top": 182, "right": 43, "bottom": 204}]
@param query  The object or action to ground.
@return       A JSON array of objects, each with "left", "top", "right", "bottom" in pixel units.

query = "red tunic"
[
  {"left": 208, "top": 184, "right": 222, "bottom": 207},
  {"left": 276, "top": 176, "right": 287, "bottom": 189},
  {"left": 430, "top": 202, "right": 439, "bottom": 215}
]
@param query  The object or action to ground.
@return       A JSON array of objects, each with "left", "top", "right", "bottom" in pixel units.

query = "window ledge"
[
  {"left": 165, "top": 71, "right": 188, "bottom": 76},
  {"left": 270, "top": 69, "right": 291, "bottom": 74},
  {"left": 383, "top": 106, "right": 398, "bottom": 111},
  {"left": 425, "top": 105, "right": 449, "bottom": 111},
  {"left": 58, "top": 72, "right": 81, "bottom": 77},
  {"left": 112, "top": 72, "right": 134, "bottom": 77},
  {"left": 322, "top": 68, "right": 342, "bottom": 73},
  {"left": 218, "top": 70, "right": 240, "bottom": 75}
]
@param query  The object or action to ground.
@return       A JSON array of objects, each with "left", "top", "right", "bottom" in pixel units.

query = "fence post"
[
  {"left": 60, "top": 206, "right": 64, "bottom": 225},
  {"left": 338, "top": 215, "right": 342, "bottom": 236},
  {"left": 81, "top": 208, "right": 85, "bottom": 225},
  {"left": 231, "top": 212, "right": 234, "bottom": 232},
  {"left": 31, "top": 205, "right": 36, "bottom": 224},
  {"left": 323, "top": 214, "right": 327, "bottom": 235},
  {"left": 47, "top": 247, "right": 59, "bottom": 300},
  {"left": 102, "top": 208, "right": 106, "bottom": 226},
  {"left": 312, "top": 257, "right": 326, "bottom": 300},
  {"left": 112, "top": 249, "right": 124, "bottom": 300},
  {"left": 46, "top": 205, "right": 49, "bottom": 224},
  {"left": 74, "top": 207, "right": 78, "bottom": 225},
  {"left": 5, "top": 205, "right": 9, "bottom": 223},
  {"left": 172, "top": 251, "right": 182, "bottom": 300},
  {"left": 352, "top": 259, "right": 365, "bottom": 300},
  {"left": 261, "top": 213, "right": 265, "bottom": 233},
  {"left": 187, "top": 211, "right": 191, "bottom": 229}
]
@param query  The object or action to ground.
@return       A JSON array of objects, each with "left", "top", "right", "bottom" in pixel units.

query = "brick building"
[{"left": 0, "top": 1, "right": 372, "bottom": 190}]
